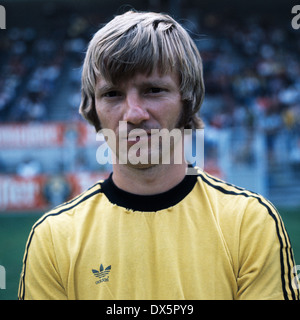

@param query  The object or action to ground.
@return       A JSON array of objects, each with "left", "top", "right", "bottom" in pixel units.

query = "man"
[{"left": 19, "top": 10, "right": 299, "bottom": 300}]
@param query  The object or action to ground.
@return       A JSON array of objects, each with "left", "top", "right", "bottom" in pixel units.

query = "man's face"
[{"left": 94, "top": 69, "right": 183, "bottom": 168}]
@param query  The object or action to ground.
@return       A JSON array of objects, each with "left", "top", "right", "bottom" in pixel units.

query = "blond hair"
[{"left": 79, "top": 10, "right": 205, "bottom": 131}]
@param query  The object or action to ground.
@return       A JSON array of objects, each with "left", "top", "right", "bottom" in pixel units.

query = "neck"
[{"left": 112, "top": 162, "right": 188, "bottom": 195}]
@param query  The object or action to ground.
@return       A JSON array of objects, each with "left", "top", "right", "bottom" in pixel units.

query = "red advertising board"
[
  {"left": 0, "top": 122, "right": 98, "bottom": 148},
  {"left": 0, "top": 172, "right": 109, "bottom": 212}
]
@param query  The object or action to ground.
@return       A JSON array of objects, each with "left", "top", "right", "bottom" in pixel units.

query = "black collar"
[{"left": 100, "top": 168, "right": 198, "bottom": 212}]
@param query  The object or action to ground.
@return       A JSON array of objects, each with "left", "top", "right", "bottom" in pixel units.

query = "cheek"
[
  {"left": 95, "top": 103, "right": 113, "bottom": 125},
  {"left": 95, "top": 106, "right": 124, "bottom": 133},
  {"left": 163, "top": 99, "right": 183, "bottom": 126}
]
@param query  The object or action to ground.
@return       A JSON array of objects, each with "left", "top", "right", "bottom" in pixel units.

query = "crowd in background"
[{"left": 0, "top": 2, "right": 300, "bottom": 172}]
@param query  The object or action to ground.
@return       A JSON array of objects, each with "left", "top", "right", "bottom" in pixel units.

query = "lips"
[
  {"left": 119, "top": 128, "right": 153, "bottom": 139},
  {"left": 127, "top": 130, "right": 150, "bottom": 143},
  {"left": 117, "top": 121, "right": 160, "bottom": 147}
]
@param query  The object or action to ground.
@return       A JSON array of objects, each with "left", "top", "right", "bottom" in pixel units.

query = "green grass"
[
  {"left": 279, "top": 207, "right": 300, "bottom": 265},
  {"left": 0, "top": 208, "right": 299, "bottom": 300},
  {"left": 0, "top": 214, "right": 40, "bottom": 300}
]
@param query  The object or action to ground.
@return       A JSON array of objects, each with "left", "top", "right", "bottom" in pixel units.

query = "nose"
[{"left": 123, "top": 92, "right": 150, "bottom": 125}]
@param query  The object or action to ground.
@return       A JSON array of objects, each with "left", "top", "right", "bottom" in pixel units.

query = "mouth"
[
  {"left": 117, "top": 123, "right": 160, "bottom": 147},
  {"left": 127, "top": 131, "right": 151, "bottom": 144}
]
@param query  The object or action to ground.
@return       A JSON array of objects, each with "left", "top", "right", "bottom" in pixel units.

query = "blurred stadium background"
[{"left": 0, "top": 0, "right": 300, "bottom": 299}]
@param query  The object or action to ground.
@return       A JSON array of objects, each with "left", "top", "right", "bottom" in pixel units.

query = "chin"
[{"left": 126, "top": 162, "right": 158, "bottom": 170}]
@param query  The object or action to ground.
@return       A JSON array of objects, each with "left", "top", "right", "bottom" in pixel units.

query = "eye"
[
  {"left": 147, "top": 87, "right": 164, "bottom": 94},
  {"left": 103, "top": 91, "right": 121, "bottom": 98}
]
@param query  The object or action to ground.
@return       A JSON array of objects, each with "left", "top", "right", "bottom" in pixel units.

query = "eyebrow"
[
  {"left": 95, "top": 74, "right": 177, "bottom": 96},
  {"left": 95, "top": 83, "right": 117, "bottom": 96}
]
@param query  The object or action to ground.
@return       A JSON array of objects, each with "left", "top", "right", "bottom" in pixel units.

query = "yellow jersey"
[{"left": 18, "top": 168, "right": 299, "bottom": 300}]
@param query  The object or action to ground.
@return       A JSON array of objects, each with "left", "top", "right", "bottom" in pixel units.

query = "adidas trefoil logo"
[{"left": 92, "top": 264, "right": 111, "bottom": 284}]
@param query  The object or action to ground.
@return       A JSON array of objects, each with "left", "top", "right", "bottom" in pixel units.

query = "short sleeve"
[
  {"left": 18, "top": 219, "right": 67, "bottom": 300},
  {"left": 236, "top": 197, "right": 299, "bottom": 300}
]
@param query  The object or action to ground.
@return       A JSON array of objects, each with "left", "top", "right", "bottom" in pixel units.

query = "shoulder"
[
  {"left": 195, "top": 169, "right": 299, "bottom": 300},
  {"left": 31, "top": 181, "right": 104, "bottom": 237},
  {"left": 195, "top": 168, "right": 293, "bottom": 267},
  {"left": 21, "top": 180, "right": 105, "bottom": 282},
  {"left": 194, "top": 168, "right": 287, "bottom": 240},
  {"left": 195, "top": 168, "right": 279, "bottom": 218}
]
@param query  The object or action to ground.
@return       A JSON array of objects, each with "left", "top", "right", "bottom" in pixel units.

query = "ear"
[
  {"left": 80, "top": 96, "right": 102, "bottom": 132},
  {"left": 89, "top": 99, "right": 102, "bottom": 132}
]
